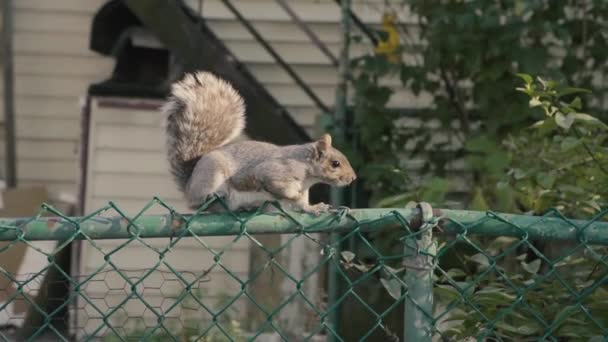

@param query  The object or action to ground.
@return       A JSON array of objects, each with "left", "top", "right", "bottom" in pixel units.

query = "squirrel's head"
[{"left": 310, "top": 134, "right": 357, "bottom": 187}]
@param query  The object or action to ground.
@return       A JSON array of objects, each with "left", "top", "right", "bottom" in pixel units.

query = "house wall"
[{"left": 0, "top": 0, "right": 113, "bottom": 197}]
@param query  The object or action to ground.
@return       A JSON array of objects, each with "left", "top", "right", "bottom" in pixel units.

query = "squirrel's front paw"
[{"left": 302, "top": 202, "right": 331, "bottom": 216}]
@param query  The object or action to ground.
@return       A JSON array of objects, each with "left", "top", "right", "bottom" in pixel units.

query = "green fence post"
[
  {"left": 328, "top": 0, "right": 351, "bottom": 340},
  {"left": 403, "top": 203, "right": 436, "bottom": 341}
]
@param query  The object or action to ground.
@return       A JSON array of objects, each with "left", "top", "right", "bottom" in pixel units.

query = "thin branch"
[
  {"left": 439, "top": 66, "right": 471, "bottom": 136},
  {"left": 573, "top": 126, "right": 608, "bottom": 176}
]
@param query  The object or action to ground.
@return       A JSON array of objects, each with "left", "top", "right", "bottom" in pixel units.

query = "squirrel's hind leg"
[
  {"left": 185, "top": 154, "right": 230, "bottom": 210},
  {"left": 226, "top": 191, "right": 274, "bottom": 212}
]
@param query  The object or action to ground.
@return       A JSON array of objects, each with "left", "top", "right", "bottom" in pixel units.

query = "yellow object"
[{"left": 374, "top": 12, "right": 401, "bottom": 63}]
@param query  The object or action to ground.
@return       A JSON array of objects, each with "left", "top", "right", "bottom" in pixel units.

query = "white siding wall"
[{"left": 0, "top": 0, "right": 113, "bottom": 196}]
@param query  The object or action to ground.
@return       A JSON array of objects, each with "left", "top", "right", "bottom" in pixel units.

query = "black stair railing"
[
  {"left": 274, "top": 0, "right": 339, "bottom": 67},
  {"left": 219, "top": 0, "right": 330, "bottom": 113},
  {"left": 208, "top": 0, "right": 378, "bottom": 114}
]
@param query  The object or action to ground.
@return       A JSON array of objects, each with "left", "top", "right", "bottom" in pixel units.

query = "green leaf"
[
  {"left": 454, "top": 281, "right": 475, "bottom": 297},
  {"left": 496, "top": 180, "right": 509, "bottom": 189},
  {"left": 560, "top": 136, "right": 580, "bottom": 151},
  {"left": 380, "top": 278, "right": 402, "bottom": 300},
  {"left": 529, "top": 97, "right": 542, "bottom": 107},
  {"left": 536, "top": 76, "right": 551, "bottom": 89},
  {"left": 535, "top": 172, "right": 556, "bottom": 189},
  {"left": 443, "top": 327, "right": 464, "bottom": 338},
  {"left": 475, "top": 288, "right": 517, "bottom": 305},
  {"left": 516, "top": 254, "right": 527, "bottom": 261},
  {"left": 485, "top": 152, "right": 510, "bottom": 174},
  {"left": 529, "top": 117, "right": 558, "bottom": 136},
  {"left": 495, "top": 321, "right": 541, "bottom": 335},
  {"left": 546, "top": 79, "right": 557, "bottom": 89},
  {"left": 465, "top": 135, "right": 492, "bottom": 153},
  {"left": 444, "top": 268, "right": 467, "bottom": 279},
  {"left": 362, "top": 55, "right": 392, "bottom": 76},
  {"left": 585, "top": 200, "right": 602, "bottom": 213},
  {"left": 353, "top": 263, "right": 370, "bottom": 273},
  {"left": 487, "top": 236, "right": 518, "bottom": 252},
  {"left": 341, "top": 251, "right": 356, "bottom": 263},
  {"left": 552, "top": 305, "right": 577, "bottom": 326},
  {"left": 441, "top": 312, "right": 469, "bottom": 323},
  {"left": 511, "top": 168, "right": 526, "bottom": 180},
  {"left": 469, "top": 253, "right": 490, "bottom": 267},
  {"left": 521, "top": 259, "right": 541, "bottom": 274},
  {"left": 515, "top": 73, "right": 533, "bottom": 84},
  {"left": 556, "top": 324, "right": 598, "bottom": 338},
  {"left": 572, "top": 113, "right": 608, "bottom": 129},
  {"left": 569, "top": 96, "right": 582, "bottom": 110},
  {"left": 420, "top": 177, "right": 451, "bottom": 203},
  {"left": 556, "top": 87, "right": 591, "bottom": 98},
  {"left": 374, "top": 192, "right": 412, "bottom": 208},
  {"left": 470, "top": 187, "right": 490, "bottom": 211},
  {"left": 351, "top": 34, "right": 363, "bottom": 43},
  {"left": 555, "top": 112, "right": 575, "bottom": 130},
  {"left": 383, "top": 265, "right": 403, "bottom": 276},
  {"left": 558, "top": 184, "right": 585, "bottom": 194},
  {"left": 366, "top": 86, "right": 394, "bottom": 106},
  {"left": 434, "top": 285, "right": 461, "bottom": 302}
]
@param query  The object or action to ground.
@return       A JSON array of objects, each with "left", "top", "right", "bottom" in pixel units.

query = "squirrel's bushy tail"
[{"left": 161, "top": 71, "right": 246, "bottom": 191}]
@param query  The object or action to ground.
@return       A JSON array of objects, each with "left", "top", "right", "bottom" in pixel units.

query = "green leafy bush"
[
  {"left": 341, "top": 2, "right": 608, "bottom": 339},
  {"left": 501, "top": 73, "right": 608, "bottom": 217},
  {"left": 435, "top": 238, "right": 608, "bottom": 340},
  {"left": 347, "top": 1, "right": 608, "bottom": 211},
  {"left": 425, "top": 76, "right": 607, "bottom": 339}
]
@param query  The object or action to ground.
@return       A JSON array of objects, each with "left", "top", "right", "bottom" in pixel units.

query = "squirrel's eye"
[{"left": 331, "top": 160, "right": 341, "bottom": 168}]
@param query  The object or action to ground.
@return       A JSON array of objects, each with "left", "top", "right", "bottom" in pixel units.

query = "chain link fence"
[{"left": 0, "top": 197, "right": 607, "bottom": 341}]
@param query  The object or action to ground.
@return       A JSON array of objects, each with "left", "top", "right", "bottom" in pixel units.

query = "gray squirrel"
[{"left": 161, "top": 71, "right": 357, "bottom": 214}]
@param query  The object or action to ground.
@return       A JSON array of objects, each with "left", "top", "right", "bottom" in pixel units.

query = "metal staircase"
[{"left": 91, "top": 0, "right": 377, "bottom": 205}]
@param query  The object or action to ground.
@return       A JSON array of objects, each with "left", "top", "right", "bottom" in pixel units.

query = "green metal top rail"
[{"left": 1, "top": 207, "right": 607, "bottom": 245}]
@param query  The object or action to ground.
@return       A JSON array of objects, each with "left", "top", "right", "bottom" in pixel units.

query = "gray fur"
[
  {"left": 163, "top": 71, "right": 357, "bottom": 213},
  {"left": 162, "top": 71, "right": 245, "bottom": 191}
]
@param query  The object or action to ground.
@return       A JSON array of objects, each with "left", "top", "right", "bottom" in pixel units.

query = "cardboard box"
[{"left": 0, "top": 186, "right": 50, "bottom": 319}]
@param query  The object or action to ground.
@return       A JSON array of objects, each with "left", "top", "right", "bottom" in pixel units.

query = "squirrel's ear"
[
  {"left": 314, "top": 134, "right": 332, "bottom": 158},
  {"left": 318, "top": 134, "right": 332, "bottom": 147},
  {"left": 321, "top": 134, "right": 332, "bottom": 146}
]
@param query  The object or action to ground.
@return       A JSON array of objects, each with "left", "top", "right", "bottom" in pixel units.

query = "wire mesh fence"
[{"left": 0, "top": 196, "right": 607, "bottom": 341}]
